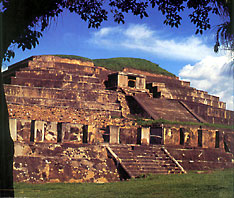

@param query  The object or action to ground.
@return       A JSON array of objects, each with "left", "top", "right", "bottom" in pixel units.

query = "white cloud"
[
  {"left": 179, "top": 55, "right": 234, "bottom": 110},
  {"left": 91, "top": 24, "right": 234, "bottom": 110},
  {"left": 124, "top": 24, "right": 153, "bottom": 39},
  {"left": 91, "top": 24, "right": 215, "bottom": 61},
  {"left": 94, "top": 27, "right": 121, "bottom": 37}
]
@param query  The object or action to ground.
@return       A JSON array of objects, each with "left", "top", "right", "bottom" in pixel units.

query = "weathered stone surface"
[
  {"left": 44, "top": 122, "right": 57, "bottom": 143},
  {"left": 123, "top": 67, "right": 231, "bottom": 125},
  {"left": 7, "top": 104, "right": 123, "bottom": 126},
  {"left": 119, "top": 128, "right": 137, "bottom": 144},
  {"left": 2, "top": 55, "right": 234, "bottom": 183},
  {"left": 13, "top": 143, "right": 119, "bottom": 183},
  {"left": 163, "top": 125, "right": 227, "bottom": 150},
  {"left": 9, "top": 119, "right": 17, "bottom": 141},
  {"left": 133, "top": 96, "right": 199, "bottom": 123},
  {"left": 166, "top": 146, "right": 233, "bottom": 170},
  {"left": 141, "top": 127, "right": 150, "bottom": 145},
  {"left": 16, "top": 119, "right": 31, "bottom": 142}
]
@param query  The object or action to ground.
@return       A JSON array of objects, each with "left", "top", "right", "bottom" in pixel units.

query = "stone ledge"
[
  {"left": 6, "top": 96, "right": 121, "bottom": 111},
  {"left": 11, "top": 77, "right": 104, "bottom": 89},
  {"left": 32, "top": 55, "right": 94, "bottom": 66},
  {"left": 4, "top": 85, "right": 119, "bottom": 104},
  {"left": 15, "top": 71, "right": 100, "bottom": 83}
]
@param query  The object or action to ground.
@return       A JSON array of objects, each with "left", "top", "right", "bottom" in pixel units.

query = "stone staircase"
[
  {"left": 107, "top": 145, "right": 184, "bottom": 178},
  {"left": 4, "top": 55, "right": 122, "bottom": 122}
]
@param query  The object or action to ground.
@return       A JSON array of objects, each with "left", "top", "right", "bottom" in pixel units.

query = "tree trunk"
[{"left": 0, "top": 63, "right": 14, "bottom": 197}]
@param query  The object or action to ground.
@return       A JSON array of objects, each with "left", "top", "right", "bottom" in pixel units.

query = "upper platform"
[{"left": 3, "top": 55, "right": 233, "bottom": 126}]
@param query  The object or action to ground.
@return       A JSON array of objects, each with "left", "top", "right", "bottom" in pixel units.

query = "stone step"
[
  {"left": 122, "top": 159, "right": 164, "bottom": 165},
  {"left": 132, "top": 145, "right": 162, "bottom": 150},
  {"left": 135, "top": 156, "right": 157, "bottom": 160},
  {"left": 122, "top": 164, "right": 140, "bottom": 169},
  {"left": 6, "top": 96, "right": 121, "bottom": 111},
  {"left": 155, "top": 156, "right": 171, "bottom": 161},
  {"left": 115, "top": 155, "right": 135, "bottom": 160},
  {"left": 20, "top": 67, "right": 97, "bottom": 76},
  {"left": 133, "top": 149, "right": 162, "bottom": 153},
  {"left": 110, "top": 145, "right": 183, "bottom": 177},
  {"left": 28, "top": 60, "right": 97, "bottom": 72},
  {"left": 138, "top": 166, "right": 167, "bottom": 171},
  {"left": 134, "top": 163, "right": 163, "bottom": 168},
  {"left": 4, "top": 84, "right": 118, "bottom": 103},
  {"left": 131, "top": 169, "right": 168, "bottom": 176},
  {"left": 11, "top": 77, "right": 105, "bottom": 89},
  {"left": 121, "top": 160, "right": 138, "bottom": 164},
  {"left": 15, "top": 70, "right": 101, "bottom": 84}
]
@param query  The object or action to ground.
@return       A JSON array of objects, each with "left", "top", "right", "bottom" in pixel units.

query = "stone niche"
[
  {"left": 119, "top": 128, "right": 137, "bottom": 144},
  {"left": 107, "top": 72, "right": 146, "bottom": 90},
  {"left": 62, "top": 123, "right": 83, "bottom": 143},
  {"left": 163, "top": 125, "right": 225, "bottom": 150},
  {"left": 16, "top": 119, "right": 31, "bottom": 143}
]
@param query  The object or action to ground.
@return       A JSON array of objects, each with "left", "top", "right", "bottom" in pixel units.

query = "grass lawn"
[
  {"left": 53, "top": 55, "right": 175, "bottom": 77},
  {"left": 14, "top": 169, "right": 233, "bottom": 198}
]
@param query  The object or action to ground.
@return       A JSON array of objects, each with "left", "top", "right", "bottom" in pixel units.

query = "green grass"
[
  {"left": 93, "top": 57, "right": 175, "bottom": 77},
  {"left": 14, "top": 169, "right": 233, "bottom": 198},
  {"left": 52, "top": 55, "right": 175, "bottom": 77},
  {"left": 136, "top": 118, "right": 234, "bottom": 130}
]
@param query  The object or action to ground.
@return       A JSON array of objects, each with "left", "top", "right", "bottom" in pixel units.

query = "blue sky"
[{"left": 3, "top": 7, "right": 234, "bottom": 110}]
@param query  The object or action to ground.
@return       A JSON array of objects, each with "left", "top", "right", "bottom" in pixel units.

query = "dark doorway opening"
[
  {"left": 57, "top": 122, "right": 63, "bottom": 143},
  {"left": 137, "top": 128, "right": 141, "bottom": 144},
  {"left": 215, "top": 131, "right": 220, "bottom": 148},
  {"left": 180, "top": 128, "right": 185, "bottom": 145},
  {"left": 83, "top": 125, "right": 88, "bottom": 143},
  {"left": 128, "top": 75, "right": 136, "bottom": 88},
  {"left": 198, "top": 129, "right": 202, "bottom": 147},
  {"left": 103, "top": 126, "right": 110, "bottom": 143},
  {"left": 150, "top": 127, "right": 162, "bottom": 144},
  {"left": 30, "top": 120, "right": 35, "bottom": 142}
]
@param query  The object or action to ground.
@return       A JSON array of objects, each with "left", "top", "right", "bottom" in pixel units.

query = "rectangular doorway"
[
  {"left": 215, "top": 131, "right": 220, "bottom": 148},
  {"left": 137, "top": 128, "right": 142, "bottom": 144},
  {"left": 128, "top": 75, "right": 136, "bottom": 88},
  {"left": 83, "top": 125, "right": 88, "bottom": 143},
  {"left": 30, "top": 120, "right": 35, "bottom": 142},
  {"left": 57, "top": 122, "right": 63, "bottom": 143},
  {"left": 103, "top": 127, "right": 110, "bottom": 143},
  {"left": 198, "top": 129, "right": 202, "bottom": 147},
  {"left": 150, "top": 127, "right": 162, "bottom": 144},
  {"left": 180, "top": 128, "right": 185, "bottom": 145}
]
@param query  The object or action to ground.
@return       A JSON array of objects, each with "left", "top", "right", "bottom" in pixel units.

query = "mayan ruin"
[{"left": 3, "top": 55, "right": 234, "bottom": 183}]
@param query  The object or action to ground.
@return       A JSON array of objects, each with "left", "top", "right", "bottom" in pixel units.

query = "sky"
[{"left": 3, "top": 6, "right": 234, "bottom": 110}]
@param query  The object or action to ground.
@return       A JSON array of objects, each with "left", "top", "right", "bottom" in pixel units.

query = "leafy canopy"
[{"left": 0, "top": 0, "right": 233, "bottom": 62}]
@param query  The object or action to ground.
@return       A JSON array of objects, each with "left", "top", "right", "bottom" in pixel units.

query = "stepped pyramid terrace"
[{"left": 3, "top": 55, "right": 234, "bottom": 183}]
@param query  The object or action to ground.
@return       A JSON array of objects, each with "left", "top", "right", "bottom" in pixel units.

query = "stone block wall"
[
  {"left": 13, "top": 143, "right": 119, "bottom": 183},
  {"left": 9, "top": 118, "right": 139, "bottom": 145},
  {"left": 119, "top": 128, "right": 137, "bottom": 144},
  {"left": 16, "top": 119, "right": 31, "bottom": 143},
  {"left": 163, "top": 125, "right": 226, "bottom": 150},
  {"left": 107, "top": 72, "right": 146, "bottom": 91}
]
